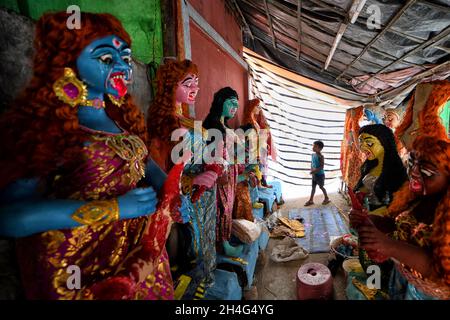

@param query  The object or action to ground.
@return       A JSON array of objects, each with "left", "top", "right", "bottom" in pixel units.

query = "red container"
[{"left": 296, "top": 263, "right": 334, "bottom": 300}]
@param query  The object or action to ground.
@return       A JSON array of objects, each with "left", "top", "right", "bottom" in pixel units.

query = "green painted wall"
[
  {"left": 1, "top": 0, "right": 20, "bottom": 11},
  {"left": 1, "top": 0, "right": 163, "bottom": 64},
  {"left": 440, "top": 100, "right": 449, "bottom": 136}
]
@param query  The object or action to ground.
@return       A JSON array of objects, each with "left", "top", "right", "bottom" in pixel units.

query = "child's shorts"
[{"left": 312, "top": 174, "right": 325, "bottom": 188}]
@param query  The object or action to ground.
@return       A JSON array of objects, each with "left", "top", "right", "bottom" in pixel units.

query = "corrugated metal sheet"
[{"left": 231, "top": 0, "right": 450, "bottom": 102}]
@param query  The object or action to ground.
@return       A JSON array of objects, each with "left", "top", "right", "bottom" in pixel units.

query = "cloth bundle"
[
  {"left": 270, "top": 237, "right": 309, "bottom": 262},
  {"left": 232, "top": 219, "right": 262, "bottom": 244},
  {"left": 270, "top": 216, "right": 305, "bottom": 238}
]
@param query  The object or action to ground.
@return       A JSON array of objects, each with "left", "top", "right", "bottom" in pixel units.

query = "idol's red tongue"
[
  {"left": 112, "top": 77, "right": 127, "bottom": 97},
  {"left": 410, "top": 179, "right": 423, "bottom": 193}
]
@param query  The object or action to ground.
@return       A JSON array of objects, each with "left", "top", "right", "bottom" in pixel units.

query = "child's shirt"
[{"left": 311, "top": 153, "right": 325, "bottom": 175}]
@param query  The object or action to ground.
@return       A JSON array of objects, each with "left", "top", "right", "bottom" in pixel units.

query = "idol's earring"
[
  {"left": 107, "top": 94, "right": 125, "bottom": 108},
  {"left": 53, "top": 68, "right": 87, "bottom": 107}
]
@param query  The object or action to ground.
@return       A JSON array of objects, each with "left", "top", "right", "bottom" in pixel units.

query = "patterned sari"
[
  {"left": 15, "top": 130, "right": 174, "bottom": 300},
  {"left": 216, "top": 149, "right": 238, "bottom": 243},
  {"left": 389, "top": 208, "right": 450, "bottom": 300},
  {"left": 150, "top": 116, "right": 218, "bottom": 300}
]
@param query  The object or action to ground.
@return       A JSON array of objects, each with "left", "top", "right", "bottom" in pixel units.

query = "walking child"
[{"left": 304, "top": 141, "right": 330, "bottom": 206}]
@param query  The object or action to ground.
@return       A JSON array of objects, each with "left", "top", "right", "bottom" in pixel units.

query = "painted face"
[
  {"left": 358, "top": 133, "right": 384, "bottom": 161},
  {"left": 253, "top": 105, "right": 261, "bottom": 116},
  {"left": 383, "top": 111, "right": 400, "bottom": 129},
  {"left": 176, "top": 73, "right": 199, "bottom": 105},
  {"left": 407, "top": 151, "right": 447, "bottom": 195},
  {"left": 222, "top": 97, "right": 239, "bottom": 119},
  {"left": 76, "top": 35, "right": 132, "bottom": 99}
]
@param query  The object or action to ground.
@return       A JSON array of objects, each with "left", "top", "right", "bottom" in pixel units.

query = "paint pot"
[{"left": 296, "top": 263, "right": 333, "bottom": 300}]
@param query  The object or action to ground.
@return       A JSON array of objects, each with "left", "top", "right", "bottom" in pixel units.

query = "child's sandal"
[{"left": 304, "top": 200, "right": 314, "bottom": 206}]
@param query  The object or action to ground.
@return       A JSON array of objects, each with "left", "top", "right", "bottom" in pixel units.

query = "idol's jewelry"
[
  {"left": 72, "top": 198, "right": 119, "bottom": 227},
  {"left": 53, "top": 67, "right": 88, "bottom": 107},
  {"left": 107, "top": 94, "right": 125, "bottom": 107},
  {"left": 83, "top": 98, "right": 106, "bottom": 109}
]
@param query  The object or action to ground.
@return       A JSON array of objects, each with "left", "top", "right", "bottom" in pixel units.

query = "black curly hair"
[
  {"left": 355, "top": 124, "right": 408, "bottom": 204},
  {"left": 203, "top": 87, "right": 238, "bottom": 134},
  {"left": 314, "top": 140, "right": 324, "bottom": 150}
]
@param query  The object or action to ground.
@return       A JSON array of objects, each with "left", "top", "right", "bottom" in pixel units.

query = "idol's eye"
[
  {"left": 99, "top": 54, "right": 113, "bottom": 64},
  {"left": 420, "top": 167, "right": 438, "bottom": 177},
  {"left": 421, "top": 169, "right": 433, "bottom": 177},
  {"left": 122, "top": 55, "right": 131, "bottom": 65},
  {"left": 366, "top": 142, "right": 374, "bottom": 147}
]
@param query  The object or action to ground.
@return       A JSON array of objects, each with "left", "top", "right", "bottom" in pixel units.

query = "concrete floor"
[{"left": 251, "top": 191, "right": 351, "bottom": 300}]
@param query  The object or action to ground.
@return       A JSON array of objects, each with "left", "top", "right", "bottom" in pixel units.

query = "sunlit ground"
[{"left": 271, "top": 178, "right": 341, "bottom": 200}]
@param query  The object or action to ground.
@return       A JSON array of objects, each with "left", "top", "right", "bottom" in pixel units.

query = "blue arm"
[
  {"left": 364, "top": 108, "right": 382, "bottom": 125},
  {"left": 0, "top": 178, "right": 85, "bottom": 237},
  {"left": 0, "top": 177, "right": 159, "bottom": 238},
  {"left": 0, "top": 199, "right": 86, "bottom": 238}
]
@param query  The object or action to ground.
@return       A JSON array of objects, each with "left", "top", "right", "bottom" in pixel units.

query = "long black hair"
[
  {"left": 355, "top": 124, "right": 408, "bottom": 203},
  {"left": 203, "top": 87, "right": 238, "bottom": 135}
]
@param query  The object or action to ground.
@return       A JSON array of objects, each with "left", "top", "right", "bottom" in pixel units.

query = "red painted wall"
[
  {"left": 189, "top": 0, "right": 243, "bottom": 55},
  {"left": 188, "top": 0, "right": 248, "bottom": 128}
]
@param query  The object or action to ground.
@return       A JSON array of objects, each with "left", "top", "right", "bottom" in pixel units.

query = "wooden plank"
[
  {"left": 296, "top": 0, "right": 302, "bottom": 60},
  {"left": 308, "top": 0, "right": 347, "bottom": 16},
  {"left": 324, "top": 0, "right": 367, "bottom": 70},
  {"left": 349, "top": 0, "right": 367, "bottom": 23},
  {"left": 263, "top": 0, "right": 277, "bottom": 48},
  {"left": 161, "top": 0, "right": 177, "bottom": 58},
  {"left": 325, "top": 22, "right": 348, "bottom": 70},
  {"left": 231, "top": 0, "right": 255, "bottom": 40},
  {"left": 176, "top": 0, "right": 191, "bottom": 60}
]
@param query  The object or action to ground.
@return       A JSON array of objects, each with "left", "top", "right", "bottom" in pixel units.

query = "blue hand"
[
  {"left": 117, "top": 187, "right": 158, "bottom": 219},
  {"left": 364, "top": 109, "right": 382, "bottom": 124}
]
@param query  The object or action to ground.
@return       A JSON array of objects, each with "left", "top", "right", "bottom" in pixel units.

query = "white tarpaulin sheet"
[{"left": 244, "top": 50, "right": 361, "bottom": 186}]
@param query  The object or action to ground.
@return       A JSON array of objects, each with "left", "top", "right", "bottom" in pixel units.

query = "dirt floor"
[{"left": 252, "top": 191, "right": 351, "bottom": 300}]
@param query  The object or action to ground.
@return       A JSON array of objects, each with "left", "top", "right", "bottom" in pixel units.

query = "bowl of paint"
[{"left": 330, "top": 234, "right": 359, "bottom": 259}]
